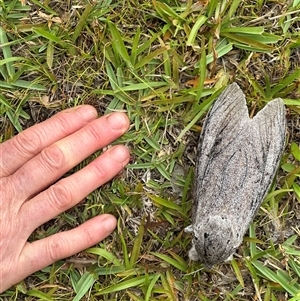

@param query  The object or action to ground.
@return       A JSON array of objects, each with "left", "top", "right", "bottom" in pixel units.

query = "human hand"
[{"left": 0, "top": 106, "right": 130, "bottom": 293}]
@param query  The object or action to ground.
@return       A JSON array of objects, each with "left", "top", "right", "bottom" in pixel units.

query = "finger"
[
  {"left": 0, "top": 105, "right": 97, "bottom": 178},
  {"left": 19, "top": 214, "right": 117, "bottom": 281},
  {"left": 20, "top": 145, "right": 129, "bottom": 231},
  {"left": 11, "top": 112, "right": 130, "bottom": 201}
]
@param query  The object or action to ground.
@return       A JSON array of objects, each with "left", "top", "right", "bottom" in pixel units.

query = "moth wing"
[
  {"left": 195, "top": 82, "right": 249, "bottom": 184},
  {"left": 223, "top": 97, "right": 287, "bottom": 233},
  {"left": 193, "top": 83, "right": 249, "bottom": 220},
  {"left": 250, "top": 98, "right": 286, "bottom": 202}
]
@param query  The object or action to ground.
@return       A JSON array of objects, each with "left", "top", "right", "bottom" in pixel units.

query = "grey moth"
[{"left": 185, "top": 83, "right": 286, "bottom": 268}]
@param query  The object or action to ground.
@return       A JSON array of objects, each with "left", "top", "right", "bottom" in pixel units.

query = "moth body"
[{"left": 186, "top": 83, "right": 286, "bottom": 267}]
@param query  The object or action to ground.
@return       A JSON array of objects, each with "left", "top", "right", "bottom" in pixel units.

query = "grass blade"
[
  {"left": 145, "top": 274, "right": 161, "bottom": 301},
  {"left": 72, "top": 3, "right": 94, "bottom": 43},
  {"left": 107, "top": 21, "right": 131, "bottom": 66},
  {"left": 231, "top": 259, "right": 245, "bottom": 287},
  {"left": 0, "top": 26, "right": 15, "bottom": 79},
  {"left": 252, "top": 260, "right": 299, "bottom": 296},
  {"left": 134, "top": 46, "right": 169, "bottom": 69},
  {"left": 151, "top": 252, "right": 188, "bottom": 272},
  {"left": 95, "top": 276, "right": 154, "bottom": 295},
  {"left": 129, "top": 219, "right": 144, "bottom": 268},
  {"left": 187, "top": 16, "right": 207, "bottom": 46},
  {"left": 86, "top": 247, "right": 123, "bottom": 267},
  {"left": 73, "top": 272, "right": 96, "bottom": 301}
]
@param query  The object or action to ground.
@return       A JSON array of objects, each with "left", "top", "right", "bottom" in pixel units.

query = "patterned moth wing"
[{"left": 185, "top": 83, "right": 286, "bottom": 268}]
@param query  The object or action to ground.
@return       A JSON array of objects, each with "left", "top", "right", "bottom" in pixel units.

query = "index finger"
[{"left": 0, "top": 105, "right": 97, "bottom": 177}]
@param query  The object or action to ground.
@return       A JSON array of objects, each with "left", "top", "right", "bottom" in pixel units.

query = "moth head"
[{"left": 192, "top": 215, "right": 240, "bottom": 268}]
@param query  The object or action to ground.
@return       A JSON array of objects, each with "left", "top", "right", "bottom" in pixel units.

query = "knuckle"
[
  {"left": 0, "top": 178, "right": 10, "bottom": 200},
  {"left": 14, "top": 129, "right": 42, "bottom": 156},
  {"left": 52, "top": 113, "right": 74, "bottom": 135},
  {"left": 47, "top": 183, "right": 73, "bottom": 212},
  {"left": 47, "top": 235, "right": 69, "bottom": 262},
  {"left": 90, "top": 162, "right": 108, "bottom": 180},
  {"left": 40, "top": 144, "right": 65, "bottom": 172},
  {"left": 85, "top": 122, "right": 105, "bottom": 143},
  {"left": 82, "top": 227, "right": 96, "bottom": 245}
]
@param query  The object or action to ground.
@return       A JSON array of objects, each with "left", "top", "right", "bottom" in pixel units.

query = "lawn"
[{"left": 0, "top": 0, "right": 300, "bottom": 300}]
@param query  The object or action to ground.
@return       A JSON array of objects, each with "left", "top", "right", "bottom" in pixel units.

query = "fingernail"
[
  {"left": 75, "top": 105, "right": 98, "bottom": 121},
  {"left": 103, "top": 215, "right": 117, "bottom": 233},
  {"left": 65, "top": 105, "right": 97, "bottom": 121},
  {"left": 107, "top": 112, "right": 129, "bottom": 130},
  {"left": 110, "top": 146, "right": 130, "bottom": 163}
]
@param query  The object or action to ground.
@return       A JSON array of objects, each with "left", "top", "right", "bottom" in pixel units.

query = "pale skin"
[{"left": 0, "top": 105, "right": 130, "bottom": 293}]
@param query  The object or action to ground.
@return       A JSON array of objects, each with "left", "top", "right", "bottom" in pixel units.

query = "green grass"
[{"left": 1, "top": 0, "right": 300, "bottom": 300}]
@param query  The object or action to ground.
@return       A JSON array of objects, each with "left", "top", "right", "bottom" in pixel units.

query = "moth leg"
[
  {"left": 188, "top": 244, "right": 201, "bottom": 261},
  {"left": 184, "top": 225, "right": 194, "bottom": 233},
  {"left": 225, "top": 254, "right": 234, "bottom": 262}
]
